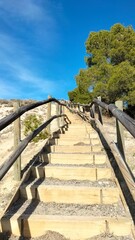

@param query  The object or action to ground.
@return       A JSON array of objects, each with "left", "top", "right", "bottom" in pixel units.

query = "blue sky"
[{"left": 0, "top": 0, "right": 135, "bottom": 100}]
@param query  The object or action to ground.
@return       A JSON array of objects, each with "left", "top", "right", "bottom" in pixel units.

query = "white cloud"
[
  {"left": 0, "top": 0, "right": 58, "bottom": 36},
  {"left": 0, "top": 60, "right": 57, "bottom": 99},
  {"left": 0, "top": 81, "right": 19, "bottom": 98},
  {"left": 0, "top": 1, "right": 63, "bottom": 99},
  {"left": 0, "top": 32, "right": 57, "bottom": 99},
  {"left": 0, "top": 0, "right": 44, "bottom": 22},
  {"left": 0, "top": 33, "right": 29, "bottom": 64},
  {"left": 0, "top": 0, "right": 62, "bottom": 52},
  {"left": 8, "top": 63, "right": 57, "bottom": 93}
]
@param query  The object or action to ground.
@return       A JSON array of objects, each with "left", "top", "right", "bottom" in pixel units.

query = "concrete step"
[
  {"left": 49, "top": 152, "right": 107, "bottom": 164},
  {"left": 52, "top": 145, "right": 104, "bottom": 153}
]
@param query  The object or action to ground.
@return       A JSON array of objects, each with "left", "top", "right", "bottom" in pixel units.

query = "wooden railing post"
[
  {"left": 56, "top": 104, "right": 64, "bottom": 129},
  {"left": 97, "top": 96, "right": 103, "bottom": 124},
  {"left": 59, "top": 105, "right": 64, "bottom": 127},
  {"left": 13, "top": 100, "right": 21, "bottom": 181},
  {"left": 47, "top": 95, "right": 51, "bottom": 134},
  {"left": 61, "top": 105, "right": 65, "bottom": 126},
  {"left": 61, "top": 106, "right": 65, "bottom": 126},
  {"left": 56, "top": 103, "right": 60, "bottom": 129},
  {"left": 78, "top": 104, "right": 80, "bottom": 112},
  {"left": 115, "top": 100, "right": 125, "bottom": 160},
  {"left": 92, "top": 103, "right": 95, "bottom": 118}
]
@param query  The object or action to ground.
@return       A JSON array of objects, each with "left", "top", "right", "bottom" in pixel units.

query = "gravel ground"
[
  {"left": 1, "top": 231, "right": 133, "bottom": 240},
  {"left": 88, "top": 234, "right": 133, "bottom": 240},
  {"left": 5, "top": 199, "right": 126, "bottom": 217},
  {"left": 23, "top": 177, "right": 116, "bottom": 188}
]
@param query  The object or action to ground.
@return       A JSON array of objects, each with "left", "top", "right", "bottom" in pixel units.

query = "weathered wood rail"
[
  {"left": 67, "top": 99, "right": 135, "bottom": 138},
  {"left": 0, "top": 98, "right": 65, "bottom": 131},
  {"left": 66, "top": 99, "right": 135, "bottom": 202},
  {"left": 0, "top": 97, "right": 135, "bottom": 198},
  {"left": 0, "top": 98, "right": 135, "bottom": 188},
  {"left": 0, "top": 98, "right": 70, "bottom": 181},
  {"left": 0, "top": 97, "right": 135, "bottom": 239}
]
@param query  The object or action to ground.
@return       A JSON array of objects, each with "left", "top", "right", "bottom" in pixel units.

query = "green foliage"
[
  {"left": 68, "top": 87, "right": 92, "bottom": 104},
  {"left": 68, "top": 88, "right": 79, "bottom": 102},
  {"left": 23, "top": 114, "right": 49, "bottom": 142},
  {"left": 107, "top": 61, "right": 135, "bottom": 102},
  {"left": 68, "top": 23, "right": 135, "bottom": 108}
]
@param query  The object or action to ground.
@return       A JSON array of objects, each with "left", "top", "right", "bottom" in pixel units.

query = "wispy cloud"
[
  {"left": 0, "top": 33, "right": 30, "bottom": 65},
  {"left": 7, "top": 62, "right": 58, "bottom": 94},
  {"left": 0, "top": 1, "right": 63, "bottom": 99},
  {"left": 0, "top": 32, "right": 57, "bottom": 99},
  {"left": 0, "top": 0, "right": 53, "bottom": 23},
  {"left": 0, "top": 0, "right": 59, "bottom": 48},
  {"left": 0, "top": 81, "right": 19, "bottom": 99}
]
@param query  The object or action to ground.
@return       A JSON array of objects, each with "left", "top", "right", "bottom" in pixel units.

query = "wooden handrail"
[
  {"left": 108, "top": 104, "right": 135, "bottom": 138},
  {"left": 66, "top": 99, "right": 135, "bottom": 139},
  {"left": 0, "top": 114, "right": 68, "bottom": 180},
  {"left": 93, "top": 100, "right": 135, "bottom": 138},
  {"left": 0, "top": 98, "right": 66, "bottom": 131},
  {"left": 95, "top": 118, "right": 135, "bottom": 201},
  {"left": 65, "top": 99, "right": 135, "bottom": 202}
]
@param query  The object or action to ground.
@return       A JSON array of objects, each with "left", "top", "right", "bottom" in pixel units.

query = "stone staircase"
[{"left": 0, "top": 109, "right": 134, "bottom": 239}]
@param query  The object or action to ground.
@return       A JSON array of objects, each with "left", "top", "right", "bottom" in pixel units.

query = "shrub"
[{"left": 23, "top": 114, "right": 49, "bottom": 142}]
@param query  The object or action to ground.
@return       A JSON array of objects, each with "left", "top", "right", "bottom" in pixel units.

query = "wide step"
[
  {"left": 20, "top": 183, "right": 120, "bottom": 204},
  {"left": 61, "top": 132, "right": 99, "bottom": 138},
  {"left": 2, "top": 212, "right": 133, "bottom": 239},
  {"left": 2, "top": 194, "right": 133, "bottom": 238},
  {"left": 31, "top": 164, "right": 113, "bottom": 180},
  {"left": 53, "top": 145, "right": 103, "bottom": 153},
  {"left": 57, "top": 138, "right": 100, "bottom": 145},
  {"left": 50, "top": 152, "right": 107, "bottom": 164}
]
